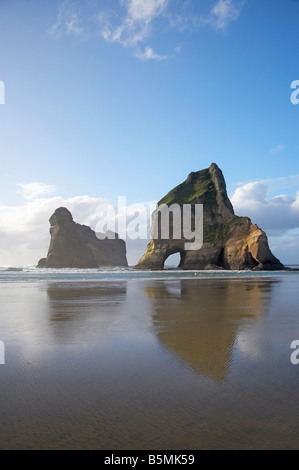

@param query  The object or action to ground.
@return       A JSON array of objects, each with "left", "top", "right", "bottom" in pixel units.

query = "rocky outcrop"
[
  {"left": 135, "top": 163, "right": 284, "bottom": 271},
  {"left": 38, "top": 207, "right": 128, "bottom": 268}
]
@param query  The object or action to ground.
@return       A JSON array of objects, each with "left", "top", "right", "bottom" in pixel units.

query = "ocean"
[{"left": 0, "top": 267, "right": 299, "bottom": 449}]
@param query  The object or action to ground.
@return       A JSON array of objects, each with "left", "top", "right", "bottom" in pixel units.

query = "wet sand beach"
[{"left": 0, "top": 275, "right": 299, "bottom": 449}]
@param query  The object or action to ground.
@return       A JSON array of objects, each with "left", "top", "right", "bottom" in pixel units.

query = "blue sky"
[{"left": 1, "top": 0, "right": 299, "bottom": 266}]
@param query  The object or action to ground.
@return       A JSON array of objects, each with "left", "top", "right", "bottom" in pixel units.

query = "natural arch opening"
[
  {"left": 217, "top": 248, "right": 225, "bottom": 268},
  {"left": 163, "top": 249, "right": 186, "bottom": 270},
  {"left": 247, "top": 251, "right": 259, "bottom": 269}
]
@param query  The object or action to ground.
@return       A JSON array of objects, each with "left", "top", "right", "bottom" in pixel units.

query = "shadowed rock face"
[
  {"left": 38, "top": 207, "right": 128, "bottom": 268},
  {"left": 135, "top": 163, "right": 284, "bottom": 271}
]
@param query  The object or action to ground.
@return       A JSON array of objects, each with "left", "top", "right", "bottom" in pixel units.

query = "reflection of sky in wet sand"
[{"left": 145, "top": 279, "right": 276, "bottom": 382}]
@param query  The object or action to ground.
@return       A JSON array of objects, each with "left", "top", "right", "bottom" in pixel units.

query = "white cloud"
[
  {"left": 17, "top": 182, "right": 55, "bottom": 200},
  {"left": 98, "top": 0, "right": 168, "bottom": 55},
  {"left": 230, "top": 178, "right": 299, "bottom": 264},
  {"left": 268, "top": 230, "right": 299, "bottom": 265},
  {"left": 205, "top": 0, "right": 244, "bottom": 30},
  {"left": 127, "top": 0, "right": 168, "bottom": 22},
  {"left": 231, "top": 181, "right": 299, "bottom": 232},
  {"left": 135, "top": 46, "right": 168, "bottom": 61}
]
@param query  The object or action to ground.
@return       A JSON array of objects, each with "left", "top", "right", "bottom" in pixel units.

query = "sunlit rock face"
[{"left": 135, "top": 164, "right": 284, "bottom": 271}]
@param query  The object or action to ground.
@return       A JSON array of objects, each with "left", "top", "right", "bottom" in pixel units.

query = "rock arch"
[
  {"left": 135, "top": 164, "right": 284, "bottom": 271},
  {"left": 163, "top": 247, "right": 186, "bottom": 269}
]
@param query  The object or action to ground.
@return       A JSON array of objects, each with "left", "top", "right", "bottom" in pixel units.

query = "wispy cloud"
[
  {"left": 49, "top": 0, "right": 246, "bottom": 60},
  {"left": 97, "top": 0, "right": 169, "bottom": 58},
  {"left": 97, "top": 11, "right": 150, "bottom": 47},
  {"left": 48, "top": 0, "right": 84, "bottom": 37},
  {"left": 269, "top": 145, "right": 285, "bottom": 155},
  {"left": 210, "top": 0, "right": 244, "bottom": 29},
  {"left": 135, "top": 46, "right": 168, "bottom": 61},
  {"left": 17, "top": 182, "right": 55, "bottom": 200},
  {"left": 65, "top": 13, "right": 84, "bottom": 35},
  {"left": 260, "top": 174, "right": 299, "bottom": 188},
  {"left": 128, "top": 0, "right": 168, "bottom": 22}
]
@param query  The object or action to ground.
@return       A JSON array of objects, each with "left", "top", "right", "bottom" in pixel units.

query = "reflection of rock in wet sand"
[
  {"left": 46, "top": 282, "right": 127, "bottom": 343},
  {"left": 145, "top": 279, "right": 276, "bottom": 382},
  {"left": 47, "top": 282, "right": 127, "bottom": 303}
]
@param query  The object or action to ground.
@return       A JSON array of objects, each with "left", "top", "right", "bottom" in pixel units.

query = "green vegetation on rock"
[
  {"left": 159, "top": 169, "right": 216, "bottom": 206},
  {"left": 203, "top": 223, "right": 230, "bottom": 245}
]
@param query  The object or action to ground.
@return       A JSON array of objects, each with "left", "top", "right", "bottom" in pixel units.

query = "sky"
[{"left": 1, "top": 0, "right": 299, "bottom": 266}]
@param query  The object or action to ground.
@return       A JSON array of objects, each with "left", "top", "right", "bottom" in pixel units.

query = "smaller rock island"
[{"left": 38, "top": 207, "right": 128, "bottom": 268}]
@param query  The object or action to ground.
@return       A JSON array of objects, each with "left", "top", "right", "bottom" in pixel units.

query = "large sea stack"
[
  {"left": 38, "top": 207, "right": 128, "bottom": 268},
  {"left": 135, "top": 163, "right": 284, "bottom": 271}
]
